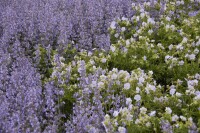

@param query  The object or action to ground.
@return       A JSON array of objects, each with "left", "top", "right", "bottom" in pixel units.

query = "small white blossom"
[
  {"left": 139, "top": 77, "right": 145, "bottom": 84},
  {"left": 90, "top": 59, "right": 95, "bottom": 65},
  {"left": 143, "top": 56, "right": 147, "bottom": 61},
  {"left": 194, "top": 48, "right": 199, "bottom": 54},
  {"left": 172, "top": 115, "right": 179, "bottom": 122},
  {"left": 171, "top": 25, "right": 175, "bottom": 31},
  {"left": 118, "top": 127, "right": 126, "bottom": 133},
  {"left": 148, "top": 18, "right": 155, "bottom": 25},
  {"left": 165, "top": 107, "right": 172, "bottom": 114},
  {"left": 136, "top": 87, "right": 140, "bottom": 93},
  {"left": 122, "top": 17, "right": 128, "bottom": 21},
  {"left": 135, "top": 119, "right": 140, "bottom": 124},
  {"left": 111, "top": 73, "right": 118, "bottom": 80},
  {"left": 170, "top": 88, "right": 176, "bottom": 96},
  {"left": 114, "top": 33, "right": 119, "bottom": 38},
  {"left": 140, "top": 107, "right": 147, "bottom": 114},
  {"left": 88, "top": 51, "right": 93, "bottom": 56},
  {"left": 165, "top": 24, "right": 170, "bottom": 30},
  {"left": 168, "top": 44, "right": 173, "bottom": 50},
  {"left": 149, "top": 111, "right": 156, "bottom": 117},
  {"left": 134, "top": 94, "right": 141, "bottom": 101},
  {"left": 126, "top": 98, "right": 132, "bottom": 105},
  {"left": 98, "top": 82, "right": 104, "bottom": 88},
  {"left": 136, "top": 16, "right": 140, "bottom": 21},
  {"left": 146, "top": 122, "right": 151, "bottom": 127},
  {"left": 178, "top": 60, "right": 184, "bottom": 66},
  {"left": 182, "top": 37, "right": 188, "bottom": 43},
  {"left": 148, "top": 29, "right": 153, "bottom": 35},
  {"left": 176, "top": 92, "right": 182, "bottom": 97},
  {"left": 188, "top": 54, "right": 196, "bottom": 60},
  {"left": 140, "top": 12, "right": 145, "bottom": 18},
  {"left": 110, "top": 21, "right": 116, "bottom": 29},
  {"left": 124, "top": 83, "right": 130, "bottom": 90},
  {"left": 180, "top": 116, "right": 187, "bottom": 121},
  {"left": 166, "top": 16, "right": 171, "bottom": 21},
  {"left": 113, "top": 111, "right": 119, "bottom": 117},
  {"left": 121, "top": 27, "right": 126, "bottom": 32},
  {"left": 110, "top": 46, "right": 116, "bottom": 52},
  {"left": 126, "top": 40, "right": 130, "bottom": 46},
  {"left": 101, "top": 58, "right": 107, "bottom": 63}
]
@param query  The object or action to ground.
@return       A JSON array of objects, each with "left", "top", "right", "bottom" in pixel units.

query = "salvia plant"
[{"left": 1, "top": 0, "right": 200, "bottom": 133}]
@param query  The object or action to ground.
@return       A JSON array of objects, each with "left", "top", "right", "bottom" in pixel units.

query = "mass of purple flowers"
[
  {"left": 1, "top": 0, "right": 200, "bottom": 133},
  {"left": 0, "top": 0, "right": 132, "bottom": 132}
]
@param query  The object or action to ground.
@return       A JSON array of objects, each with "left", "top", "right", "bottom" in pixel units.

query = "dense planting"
[{"left": 0, "top": 0, "right": 200, "bottom": 133}]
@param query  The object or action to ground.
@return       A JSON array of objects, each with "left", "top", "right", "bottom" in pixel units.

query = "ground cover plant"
[{"left": 0, "top": 0, "right": 200, "bottom": 133}]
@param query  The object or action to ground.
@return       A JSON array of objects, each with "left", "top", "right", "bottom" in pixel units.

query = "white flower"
[
  {"left": 178, "top": 60, "right": 184, "bottom": 66},
  {"left": 149, "top": 111, "right": 156, "bottom": 117},
  {"left": 88, "top": 51, "right": 93, "bottom": 56},
  {"left": 170, "top": 88, "right": 176, "bottom": 96},
  {"left": 126, "top": 40, "right": 130, "bottom": 46},
  {"left": 110, "top": 21, "right": 116, "bottom": 29},
  {"left": 134, "top": 94, "right": 141, "bottom": 101},
  {"left": 98, "top": 82, "right": 104, "bottom": 88},
  {"left": 114, "top": 33, "right": 119, "bottom": 38},
  {"left": 132, "top": 3, "right": 136, "bottom": 7},
  {"left": 123, "top": 48, "right": 128, "bottom": 53},
  {"left": 136, "top": 87, "right": 140, "bottom": 93},
  {"left": 143, "top": 56, "right": 147, "bottom": 61},
  {"left": 146, "top": 122, "right": 151, "bottom": 127},
  {"left": 121, "top": 27, "right": 126, "bottom": 32},
  {"left": 165, "top": 107, "right": 172, "bottom": 114},
  {"left": 148, "top": 84, "right": 156, "bottom": 92},
  {"left": 194, "top": 48, "right": 199, "bottom": 54},
  {"left": 180, "top": 116, "right": 187, "bottom": 121},
  {"left": 138, "top": 77, "right": 145, "bottom": 84},
  {"left": 165, "top": 24, "right": 170, "bottom": 30},
  {"left": 166, "top": 16, "right": 171, "bottom": 21},
  {"left": 140, "top": 12, "right": 145, "bottom": 18},
  {"left": 126, "top": 98, "right": 132, "bottom": 105},
  {"left": 194, "top": 94, "right": 200, "bottom": 100},
  {"left": 110, "top": 46, "right": 116, "bottom": 52},
  {"left": 136, "top": 16, "right": 140, "bottom": 21},
  {"left": 148, "top": 71, "right": 153, "bottom": 75},
  {"left": 140, "top": 107, "right": 147, "bottom": 114},
  {"left": 175, "top": 92, "right": 182, "bottom": 97},
  {"left": 90, "top": 59, "right": 95, "bottom": 65},
  {"left": 124, "top": 83, "right": 130, "bottom": 90},
  {"left": 148, "top": 29, "right": 153, "bottom": 35},
  {"left": 116, "top": 80, "right": 121, "bottom": 85},
  {"left": 111, "top": 73, "right": 118, "bottom": 80},
  {"left": 195, "top": 74, "right": 200, "bottom": 80},
  {"left": 135, "top": 119, "right": 140, "bottom": 124},
  {"left": 188, "top": 54, "right": 196, "bottom": 60},
  {"left": 170, "top": 25, "right": 175, "bottom": 31},
  {"left": 168, "top": 44, "right": 173, "bottom": 50},
  {"left": 122, "top": 17, "right": 128, "bottom": 21},
  {"left": 147, "top": 18, "right": 155, "bottom": 25},
  {"left": 172, "top": 115, "right": 179, "bottom": 122},
  {"left": 176, "top": 44, "right": 183, "bottom": 50},
  {"left": 101, "top": 58, "right": 107, "bottom": 63},
  {"left": 113, "top": 111, "right": 119, "bottom": 117},
  {"left": 118, "top": 127, "right": 126, "bottom": 133},
  {"left": 112, "top": 68, "right": 118, "bottom": 73},
  {"left": 182, "top": 37, "right": 188, "bottom": 43},
  {"left": 142, "top": 22, "right": 147, "bottom": 27}
]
